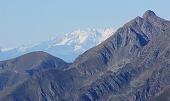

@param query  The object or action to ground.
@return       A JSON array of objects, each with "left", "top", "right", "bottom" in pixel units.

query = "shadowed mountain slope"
[
  {"left": 0, "top": 51, "right": 69, "bottom": 98},
  {"left": 1, "top": 10, "right": 170, "bottom": 101},
  {"left": 0, "top": 51, "right": 69, "bottom": 72}
]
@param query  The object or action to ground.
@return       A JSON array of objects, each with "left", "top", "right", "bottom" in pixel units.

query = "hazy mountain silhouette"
[
  {"left": 1, "top": 10, "right": 170, "bottom": 101},
  {"left": 0, "top": 28, "right": 114, "bottom": 62}
]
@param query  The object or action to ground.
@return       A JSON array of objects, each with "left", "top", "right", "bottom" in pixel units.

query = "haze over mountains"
[
  {"left": 0, "top": 28, "right": 114, "bottom": 62},
  {"left": 0, "top": 10, "right": 170, "bottom": 101}
]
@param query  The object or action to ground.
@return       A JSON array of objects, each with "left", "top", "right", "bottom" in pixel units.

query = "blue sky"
[{"left": 0, "top": 0, "right": 170, "bottom": 48}]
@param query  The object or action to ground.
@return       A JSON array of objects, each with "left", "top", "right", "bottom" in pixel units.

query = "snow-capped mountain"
[{"left": 0, "top": 28, "right": 114, "bottom": 62}]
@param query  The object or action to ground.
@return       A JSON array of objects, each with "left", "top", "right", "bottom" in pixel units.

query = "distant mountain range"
[
  {"left": 0, "top": 10, "right": 170, "bottom": 101},
  {"left": 0, "top": 28, "right": 114, "bottom": 62}
]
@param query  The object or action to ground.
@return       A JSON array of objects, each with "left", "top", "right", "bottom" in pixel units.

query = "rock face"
[
  {"left": 1, "top": 10, "right": 170, "bottom": 101},
  {"left": 0, "top": 51, "right": 69, "bottom": 98}
]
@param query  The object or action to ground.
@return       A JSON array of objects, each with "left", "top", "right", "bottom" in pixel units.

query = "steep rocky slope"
[{"left": 1, "top": 10, "right": 170, "bottom": 101}]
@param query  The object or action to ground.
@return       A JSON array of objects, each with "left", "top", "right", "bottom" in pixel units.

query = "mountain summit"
[
  {"left": 1, "top": 10, "right": 170, "bottom": 101},
  {"left": 0, "top": 28, "right": 114, "bottom": 62},
  {"left": 143, "top": 10, "right": 156, "bottom": 18}
]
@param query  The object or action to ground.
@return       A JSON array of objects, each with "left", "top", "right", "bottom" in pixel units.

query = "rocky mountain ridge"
[{"left": 0, "top": 10, "right": 170, "bottom": 101}]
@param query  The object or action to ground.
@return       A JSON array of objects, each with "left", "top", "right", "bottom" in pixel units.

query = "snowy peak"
[
  {"left": 54, "top": 28, "right": 114, "bottom": 51},
  {"left": 0, "top": 28, "right": 114, "bottom": 62},
  {"left": 56, "top": 29, "right": 97, "bottom": 46},
  {"left": 56, "top": 28, "right": 114, "bottom": 46}
]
